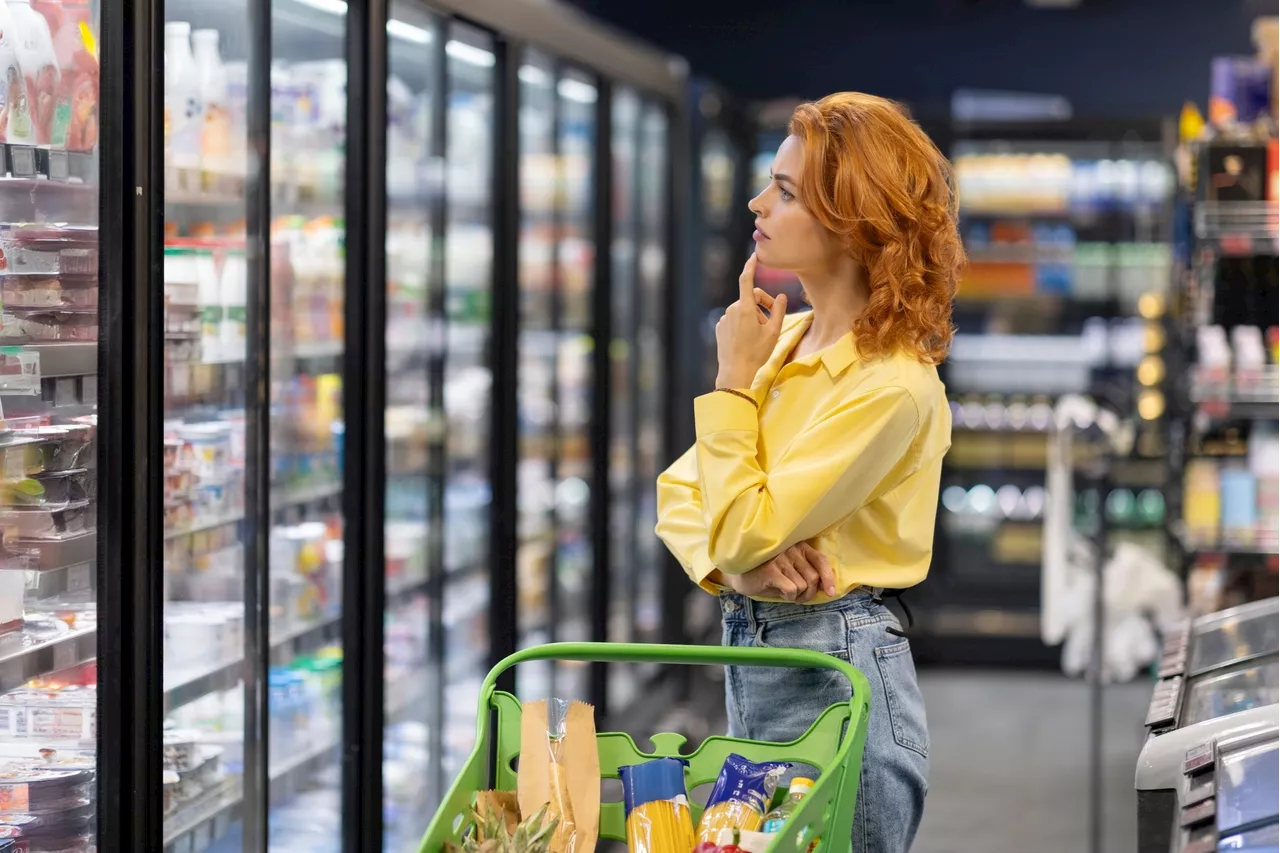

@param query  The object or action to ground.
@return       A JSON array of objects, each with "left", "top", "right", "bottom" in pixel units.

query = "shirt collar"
[{"left": 788, "top": 311, "right": 859, "bottom": 379}]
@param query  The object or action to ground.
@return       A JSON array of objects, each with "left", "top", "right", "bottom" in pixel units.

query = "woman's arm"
[
  {"left": 695, "top": 384, "right": 920, "bottom": 575},
  {"left": 655, "top": 445, "right": 723, "bottom": 591}
]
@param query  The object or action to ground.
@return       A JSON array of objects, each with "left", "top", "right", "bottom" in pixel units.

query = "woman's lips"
[{"left": 753, "top": 229, "right": 769, "bottom": 242}]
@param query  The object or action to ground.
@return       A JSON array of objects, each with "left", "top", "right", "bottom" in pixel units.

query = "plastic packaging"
[
  {"left": 695, "top": 754, "right": 790, "bottom": 844},
  {"left": 619, "top": 757, "right": 696, "bottom": 853},
  {"left": 517, "top": 698, "right": 600, "bottom": 853}
]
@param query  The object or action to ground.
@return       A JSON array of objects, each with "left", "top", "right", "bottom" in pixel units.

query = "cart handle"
[{"left": 479, "top": 641, "right": 865, "bottom": 700}]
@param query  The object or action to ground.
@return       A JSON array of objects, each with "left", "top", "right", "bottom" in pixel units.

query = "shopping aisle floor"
[
  {"left": 667, "top": 668, "right": 1150, "bottom": 853},
  {"left": 914, "top": 670, "right": 1149, "bottom": 853}
]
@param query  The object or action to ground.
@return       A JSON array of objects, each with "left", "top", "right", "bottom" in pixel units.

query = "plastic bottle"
[
  {"left": 6, "top": 0, "right": 61, "bottom": 145},
  {"left": 0, "top": 1, "right": 34, "bottom": 144},
  {"left": 33, "top": 0, "right": 97, "bottom": 150},
  {"left": 761, "top": 778, "right": 814, "bottom": 834},
  {"left": 191, "top": 28, "right": 229, "bottom": 176},
  {"left": 164, "top": 21, "right": 201, "bottom": 175}
]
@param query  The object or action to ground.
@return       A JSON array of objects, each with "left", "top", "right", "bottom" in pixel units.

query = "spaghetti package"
[
  {"left": 517, "top": 699, "right": 600, "bottom": 853},
  {"left": 694, "top": 754, "right": 790, "bottom": 844},
  {"left": 618, "top": 758, "right": 696, "bottom": 853}
]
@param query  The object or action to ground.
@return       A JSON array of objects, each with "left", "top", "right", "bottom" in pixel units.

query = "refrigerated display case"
[
  {"left": 0, "top": 2, "right": 102, "bottom": 852},
  {"left": 77, "top": 0, "right": 687, "bottom": 847}
]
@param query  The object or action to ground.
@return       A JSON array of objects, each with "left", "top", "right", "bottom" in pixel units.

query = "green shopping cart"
[{"left": 417, "top": 642, "right": 871, "bottom": 853}]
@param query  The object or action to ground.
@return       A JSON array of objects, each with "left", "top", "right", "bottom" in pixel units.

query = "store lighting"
[
  {"left": 557, "top": 78, "right": 597, "bottom": 104},
  {"left": 519, "top": 65, "right": 551, "bottom": 87},
  {"left": 293, "top": 0, "right": 347, "bottom": 15},
  {"left": 387, "top": 19, "right": 432, "bottom": 44},
  {"left": 446, "top": 40, "right": 495, "bottom": 67}
]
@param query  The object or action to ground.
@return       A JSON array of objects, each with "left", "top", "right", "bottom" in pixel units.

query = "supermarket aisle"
[{"left": 914, "top": 671, "right": 1150, "bottom": 853}]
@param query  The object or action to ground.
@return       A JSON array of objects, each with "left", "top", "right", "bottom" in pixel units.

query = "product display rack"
[
  {"left": 0, "top": 0, "right": 692, "bottom": 851},
  {"left": 1164, "top": 156, "right": 1279, "bottom": 618},
  {"left": 915, "top": 120, "right": 1177, "bottom": 667}
]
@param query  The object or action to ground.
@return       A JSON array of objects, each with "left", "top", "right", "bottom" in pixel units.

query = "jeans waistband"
[{"left": 720, "top": 587, "right": 883, "bottom": 626}]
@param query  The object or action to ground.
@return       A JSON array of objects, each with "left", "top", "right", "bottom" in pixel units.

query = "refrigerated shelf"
[{"left": 0, "top": 623, "right": 97, "bottom": 694}]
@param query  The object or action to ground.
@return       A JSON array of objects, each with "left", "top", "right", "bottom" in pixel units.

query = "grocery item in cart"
[
  {"left": 694, "top": 755, "right": 789, "bottom": 845},
  {"left": 517, "top": 699, "right": 599, "bottom": 853},
  {"left": 618, "top": 757, "right": 696, "bottom": 853}
]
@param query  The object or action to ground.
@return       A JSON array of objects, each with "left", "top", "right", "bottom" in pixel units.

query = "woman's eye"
[{"left": 779, "top": 188, "right": 794, "bottom": 202}]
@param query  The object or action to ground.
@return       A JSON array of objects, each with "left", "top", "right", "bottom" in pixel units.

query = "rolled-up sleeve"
[
  {"left": 693, "top": 386, "right": 920, "bottom": 575},
  {"left": 655, "top": 446, "right": 722, "bottom": 593}
]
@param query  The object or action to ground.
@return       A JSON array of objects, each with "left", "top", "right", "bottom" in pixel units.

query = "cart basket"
[{"left": 417, "top": 642, "right": 871, "bottom": 853}]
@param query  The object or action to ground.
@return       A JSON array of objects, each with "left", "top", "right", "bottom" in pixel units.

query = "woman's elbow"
[{"left": 706, "top": 536, "right": 773, "bottom": 576}]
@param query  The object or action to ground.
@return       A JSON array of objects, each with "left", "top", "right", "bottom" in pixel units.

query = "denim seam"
[{"left": 874, "top": 641, "right": 929, "bottom": 759}]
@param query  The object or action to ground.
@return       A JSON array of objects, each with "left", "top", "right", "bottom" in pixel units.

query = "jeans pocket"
[
  {"left": 873, "top": 639, "right": 929, "bottom": 759},
  {"left": 754, "top": 609, "right": 851, "bottom": 658}
]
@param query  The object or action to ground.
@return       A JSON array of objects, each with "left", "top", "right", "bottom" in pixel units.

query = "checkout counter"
[
  {"left": 1136, "top": 598, "right": 1280, "bottom": 853},
  {"left": 1164, "top": 722, "right": 1276, "bottom": 852}
]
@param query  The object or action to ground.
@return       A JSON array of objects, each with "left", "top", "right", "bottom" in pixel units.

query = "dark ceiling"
[{"left": 563, "top": 0, "right": 1269, "bottom": 119}]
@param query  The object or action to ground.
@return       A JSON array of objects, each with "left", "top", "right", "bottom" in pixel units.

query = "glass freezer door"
[
  {"left": 158, "top": 0, "right": 262, "bottom": 849},
  {"left": 634, "top": 102, "right": 669, "bottom": 653},
  {"left": 607, "top": 85, "right": 641, "bottom": 712},
  {"left": 553, "top": 66, "right": 597, "bottom": 703},
  {"left": 441, "top": 18, "right": 495, "bottom": 784},
  {"left": 384, "top": 2, "right": 442, "bottom": 847},
  {"left": 0, "top": 0, "right": 101, "bottom": 845},
  {"left": 515, "top": 46, "right": 557, "bottom": 702},
  {"left": 264, "top": 0, "right": 349, "bottom": 846}
]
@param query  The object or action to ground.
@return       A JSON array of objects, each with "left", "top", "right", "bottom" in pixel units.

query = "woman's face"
[{"left": 748, "top": 135, "right": 844, "bottom": 273}]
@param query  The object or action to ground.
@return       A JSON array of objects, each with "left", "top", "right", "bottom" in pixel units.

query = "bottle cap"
[{"left": 791, "top": 778, "right": 814, "bottom": 791}]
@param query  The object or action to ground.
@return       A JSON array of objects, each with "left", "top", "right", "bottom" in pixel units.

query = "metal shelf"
[
  {"left": 162, "top": 680, "right": 427, "bottom": 853},
  {"left": 1194, "top": 201, "right": 1279, "bottom": 255},
  {"left": 165, "top": 612, "right": 342, "bottom": 714},
  {"left": 0, "top": 623, "right": 96, "bottom": 693}
]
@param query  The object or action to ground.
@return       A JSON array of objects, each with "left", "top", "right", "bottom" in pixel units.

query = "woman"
[{"left": 655, "top": 92, "right": 962, "bottom": 853}]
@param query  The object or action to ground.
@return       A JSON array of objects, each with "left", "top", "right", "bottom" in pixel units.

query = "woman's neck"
[{"left": 797, "top": 257, "right": 870, "bottom": 349}]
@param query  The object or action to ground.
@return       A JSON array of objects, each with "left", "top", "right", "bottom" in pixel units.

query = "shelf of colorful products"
[
  {"left": 0, "top": 34, "right": 104, "bottom": 837},
  {"left": 1176, "top": 329, "right": 1278, "bottom": 620},
  {"left": 951, "top": 147, "right": 1175, "bottom": 306}
]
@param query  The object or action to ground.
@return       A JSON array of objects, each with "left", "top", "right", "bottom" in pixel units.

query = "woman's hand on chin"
[
  {"left": 722, "top": 543, "right": 835, "bottom": 602},
  {"left": 715, "top": 253, "right": 787, "bottom": 389}
]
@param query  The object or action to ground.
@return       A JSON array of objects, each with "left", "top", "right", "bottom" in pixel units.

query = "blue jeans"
[{"left": 721, "top": 590, "right": 929, "bottom": 853}]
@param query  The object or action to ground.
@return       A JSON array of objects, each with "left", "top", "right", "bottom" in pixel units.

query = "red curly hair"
[{"left": 788, "top": 93, "right": 964, "bottom": 365}]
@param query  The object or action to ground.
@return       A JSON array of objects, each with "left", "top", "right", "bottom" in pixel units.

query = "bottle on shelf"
[
  {"left": 761, "top": 777, "right": 813, "bottom": 834},
  {"left": 33, "top": 0, "right": 98, "bottom": 151},
  {"left": 6, "top": 0, "right": 63, "bottom": 146},
  {"left": 0, "top": 1, "right": 34, "bottom": 145},
  {"left": 191, "top": 28, "right": 230, "bottom": 187},
  {"left": 164, "top": 21, "right": 202, "bottom": 189}
]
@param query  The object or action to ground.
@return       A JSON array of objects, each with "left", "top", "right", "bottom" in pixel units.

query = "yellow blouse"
[{"left": 656, "top": 310, "right": 952, "bottom": 601}]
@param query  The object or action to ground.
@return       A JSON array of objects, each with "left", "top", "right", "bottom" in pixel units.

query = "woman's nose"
[{"left": 748, "top": 191, "right": 765, "bottom": 217}]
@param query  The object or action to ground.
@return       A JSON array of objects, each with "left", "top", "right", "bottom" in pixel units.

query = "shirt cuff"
[
  {"left": 694, "top": 390, "right": 760, "bottom": 438},
  {"left": 690, "top": 553, "right": 726, "bottom": 595}
]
